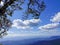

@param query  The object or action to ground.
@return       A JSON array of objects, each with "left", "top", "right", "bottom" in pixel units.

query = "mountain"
[
  {"left": 0, "top": 36, "right": 60, "bottom": 45},
  {"left": 30, "top": 38, "right": 60, "bottom": 45}
]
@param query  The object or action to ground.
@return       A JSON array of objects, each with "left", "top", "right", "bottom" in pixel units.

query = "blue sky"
[{"left": 0, "top": 0, "right": 60, "bottom": 40}]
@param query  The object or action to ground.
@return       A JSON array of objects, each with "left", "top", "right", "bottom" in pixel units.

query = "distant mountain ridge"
[
  {"left": 0, "top": 36, "right": 60, "bottom": 45},
  {"left": 30, "top": 38, "right": 60, "bottom": 45}
]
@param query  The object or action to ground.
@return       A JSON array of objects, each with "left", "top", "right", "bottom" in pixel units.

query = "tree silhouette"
[{"left": 0, "top": 0, "right": 45, "bottom": 37}]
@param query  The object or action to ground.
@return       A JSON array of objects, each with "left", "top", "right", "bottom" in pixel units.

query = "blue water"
[{"left": 0, "top": 36, "right": 60, "bottom": 45}]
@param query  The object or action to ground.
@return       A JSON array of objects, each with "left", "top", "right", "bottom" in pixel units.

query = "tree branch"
[{"left": 0, "top": 0, "right": 16, "bottom": 15}]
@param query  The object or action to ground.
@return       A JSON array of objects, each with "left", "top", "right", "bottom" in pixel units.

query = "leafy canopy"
[{"left": 0, "top": 0, "right": 45, "bottom": 37}]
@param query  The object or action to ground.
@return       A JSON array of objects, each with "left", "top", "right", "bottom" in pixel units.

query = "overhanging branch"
[{"left": 0, "top": 0, "right": 16, "bottom": 15}]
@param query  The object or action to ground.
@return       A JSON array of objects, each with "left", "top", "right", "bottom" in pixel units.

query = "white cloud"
[
  {"left": 38, "top": 23, "right": 59, "bottom": 30},
  {"left": 2, "top": 29, "right": 60, "bottom": 39},
  {"left": 50, "top": 12, "right": 60, "bottom": 22},
  {"left": 38, "top": 12, "right": 60, "bottom": 31},
  {"left": 12, "top": 19, "right": 40, "bottom": 29},
  {"left": 23, "top": 19, "right": 40, "bottom": 25},
  {"left": 0, "top": 29, "right": 60, "bottom": 42}
]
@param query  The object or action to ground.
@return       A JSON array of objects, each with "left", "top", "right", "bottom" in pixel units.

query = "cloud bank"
[
  {"left": 12, "top": 12, "right": 60, "bottom": 30},
  {"left": 38, "top": 23, "right": 59, "bottom": 30},
  {"left": 8, "top": 12, "right": 60, "bottom": 38},
  {"left": 38, "top": 12, "right": 60, "bottom": 30},
  {"left": 12, "top": 19, "right": 40, "bottom": 29},
  {"left": 50, "top": 12, "right": 60, "bottom": 23}
]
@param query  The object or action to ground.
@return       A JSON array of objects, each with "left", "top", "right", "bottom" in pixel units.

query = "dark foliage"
[{"left": 0, "top": 0, "right": 45, "bottom": 37}]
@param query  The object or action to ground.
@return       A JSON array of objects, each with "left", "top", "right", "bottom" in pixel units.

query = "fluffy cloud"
[
  {"left": 38, "top": 12, "right": 60, "bottom": 30},
  {"left": 38, "top": 23, "right": 59, "bottom": 30},
  {"left": 12, "top": 19, "right": 40, "bottom": 29},
  {"left": 2, "top": 29, "right": 60, "bottom": 40},
  {"left": 23, "top": 19, "right": 40, "bottom": 25},
  {"left": 50, "top": 12, "right": 60, "bottom": 22}
]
